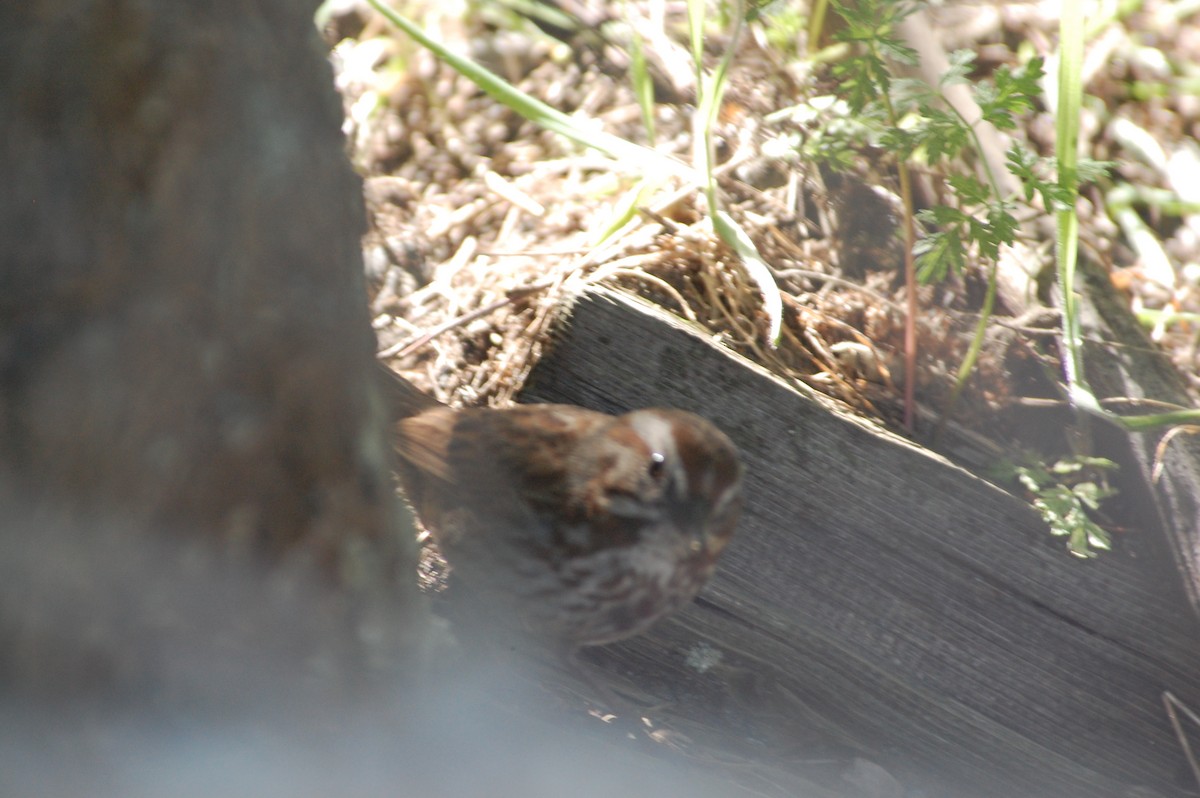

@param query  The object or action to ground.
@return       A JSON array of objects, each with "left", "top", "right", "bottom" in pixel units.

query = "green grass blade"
[
  {"left": 1055, "top": 0, "right": 1103, "bottom": 415},
  {"left": 369, "top": 0, "right": 783, "bottom": 344},
  {"left": 627, "top": 21, "right": 656, "bottom": 145},
  {"left": 1053, "top": 2, "right": 1194, "bottom": 431},
  {"left": 365, "top": 0, "right": 689, "bottom": 178},
  {"left": 688, "top": 0, "right": 783, "bottom": 344},
  {"left": 714, "top": 210, "right": 784, "bottom": 343}
]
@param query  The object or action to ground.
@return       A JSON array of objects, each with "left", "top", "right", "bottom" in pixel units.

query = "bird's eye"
[{"left": 648, "top": 451, "right": 666, "bottom": 480}]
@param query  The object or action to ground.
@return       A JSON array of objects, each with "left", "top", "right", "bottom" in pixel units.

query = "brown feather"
[{"left": 395, "top": 408, "right": 456, "bottom": 483}]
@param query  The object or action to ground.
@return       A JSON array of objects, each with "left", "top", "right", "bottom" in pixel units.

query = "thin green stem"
[
  {"left": 935, "top": 99, "right": 1007, "bottom": 432},
  {"left": 947, "top": 103, "right": 1005, "bottom": 199},
  {"left": 808, "top": 0, "right": 830, "bottom": 50},
  {"left": 1048, "top": 0, "right": 1191, "bottom": 431},
  {"left": 1057, "top": 0, "right": 1092, "bottom": 411},
  {"left": 937, "top": 259, "right": 997, "bottom": 438},
  {"left": 869, "top": 37, "right": 919, "bottom": 431},
  {"left": 689, "top": 0, "right": 783, "bottom": 344}
]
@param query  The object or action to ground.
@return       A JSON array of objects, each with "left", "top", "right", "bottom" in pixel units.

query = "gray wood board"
[
  {"left": 519, "top": 286, "right": 1200, "bottom": 798},
  {"left": 1078, "top": 255, "right": 1200, "bottom": 617}
]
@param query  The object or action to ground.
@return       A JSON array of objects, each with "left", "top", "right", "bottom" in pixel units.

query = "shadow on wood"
[{"left": 520, "top": 286, "right": 1200, "bottom": 798}]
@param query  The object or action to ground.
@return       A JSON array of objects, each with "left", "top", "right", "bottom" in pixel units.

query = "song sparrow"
[{"left": 379, "top": 364, "right": 743, "bottom": 651}]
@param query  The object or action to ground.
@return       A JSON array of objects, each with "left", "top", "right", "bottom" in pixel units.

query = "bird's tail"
[{"left": 376, "top": 361, "right": 443, "bottom": 419}]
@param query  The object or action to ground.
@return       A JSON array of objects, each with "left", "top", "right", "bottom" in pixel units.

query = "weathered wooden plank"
[
  {"left": 1077, "top": 256, "right": 1200, "bottom": 618},
  {"left": 519, "top": 286, "right": 1200, "bottom": 798}
]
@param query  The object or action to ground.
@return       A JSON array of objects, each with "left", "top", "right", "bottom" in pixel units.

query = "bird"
[{"left": 377, "top": 362, "right": 743, "bottom": 653}]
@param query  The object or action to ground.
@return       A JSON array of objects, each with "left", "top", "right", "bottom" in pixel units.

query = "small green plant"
[
  {"left": 822, "top": 0, "right": 1057, "bottom": 424},
  {"left": 810, "top": 0, "right": 1200, "bottom": 436},
  {"left": 999, "top": 455, "right": 1118, "bottom": 558},
  {"left": 903, "top": 52, "right": 1045, "bottom": 283}
]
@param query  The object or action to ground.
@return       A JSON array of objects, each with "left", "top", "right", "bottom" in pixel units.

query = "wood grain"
[
  {"left": 1077, "top": 256, "right": 1200, "bottom": 618},
  {"left": 520, "top": 286, "right": 1200, "bottom": 798}
]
